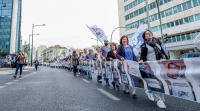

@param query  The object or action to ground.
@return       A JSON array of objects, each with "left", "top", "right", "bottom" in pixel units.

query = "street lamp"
[
  {"left": 31, "top": 24, "right": 45, "bottom": 66},
  {"left": 29, "top": 33, "right": 39, "bottom": 66},
  {"left": 91, "top": 38, "right": 98, "bottom": 48}
]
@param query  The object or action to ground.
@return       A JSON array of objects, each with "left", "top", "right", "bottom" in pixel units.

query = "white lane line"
[
  {"left": 0, "top": 86, "right": 5, "bottom": 89},
  {"left": 82, "top": 79, "right": 90, "bottom": 83},
  {"left": 97, "top": 88, "right": 120, "bottom": 101},
  {"left": 13, "top": 80, "right": 19, "bottom": 82},
  {"left": 6, "top": 82, "right": 14, "bottom": 85}
]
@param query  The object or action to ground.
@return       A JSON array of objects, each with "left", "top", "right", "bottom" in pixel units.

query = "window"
[
  {"left": 184, "top": 17, "right": 189, "bottom": 23},
  {"left": 171, "top": 21, "right": 174, "bottom": 27},
  {"left": 167, "top": 23, "right": 171, "bottom": 28},
  {"left": 179, "top": 53, "right": 189, "bottom": 59},
  {"left": 177, "top": 4, "right": 182, "bottom": 12},
  {"left": 187, "top": 1, "right": 192, "bottom": 9},
  {"left": 172, "top": 36, "right": 176, "bottom": 42},
  {"left": 161, "top": 11, "right": 165, "bottom": 18},
  {"left": 189, "top": 16, "right": 194, "bottom": 22},
  {"left": 186, "top": 33, "right": 191, "bottom": 40},
  {"left": 162, "top": 24, "right": 166, "bottom": 29},
  {"left": 192, "top": 32, "right": 196, "bottom": 39},
  {"left": 175, "top": 20, "right": 179, "bottom": 26},
  {"left": 198, "top": 31, "right": 200, "bottom": 34},
  {"left": 179, "top": 19, "right": 184, "bottom": 24},
  {"left": 159, "top": 0, "right": 164, "bottom": 5},
  {"left": 195, "top": 14, "right": 200, "bottom": 21},
  {"left": 177, "top": 35, "right": 181, "bottom": 42},
  {"left": 193, "top": 0, "right": 199, "bottom": 7},
  {"left": 168, "top": 8, "right": 173, "bottom": 15},
  {"left": 151, "top": 15, "right": 155, "bottom": 21},
  {"left": 181, "top": 34, "right": 186, "bottom": 41},
  {"left": 188, "top": 54, "right": 196, "bottom": 58},
  {"left": 168, "top": 37, "right": 172, "bottom": 43},
  {"left": 173, "top": 6, "right": 178, "bottom": 13},
  {"left": 165, "top": 10, "right": 169, "bottom": 16},
  {"left": 182, "top": 3, "right": 187, "bottom": 10}
]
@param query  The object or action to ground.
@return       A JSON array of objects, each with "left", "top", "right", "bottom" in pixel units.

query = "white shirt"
[{"left": 194, "top": 33, "right": 200, "bottom": 50}]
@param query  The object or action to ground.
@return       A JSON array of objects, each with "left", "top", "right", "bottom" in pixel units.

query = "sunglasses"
[{"left": 145, "top": 32, "right": 152, "bottom": 35}]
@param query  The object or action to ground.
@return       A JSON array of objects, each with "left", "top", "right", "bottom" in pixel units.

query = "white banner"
[
  {"left": 129, "top": 24, "right": 145, "bottom": 56},
  {"left": 87, "top": 25, "right": 107, "bottom": 43}
]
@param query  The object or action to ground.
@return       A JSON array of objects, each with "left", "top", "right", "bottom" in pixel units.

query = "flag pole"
[{"left": 86, "top": 25, "right": 104, "bottom": 45}]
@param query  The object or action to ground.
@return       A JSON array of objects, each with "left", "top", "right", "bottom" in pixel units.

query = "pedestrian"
[
  {"left": 100, "top": 39, "right": 111, "bottom": 86},
  {"left": 80, "top": 49, "right": 87, "bottom": 75},
  {"left": 194, "top": 33, "right": 200, "bottom": 50},
  {"left": 34, "top": 59, "right": 39, "bottom": 70},
  {"left": 72, "top": 51, "right": 79, "bottom": 76},
  {"left": 13, "top": 50, "right": 25, "bottom": 78},
  {"left": 11, "top": 59, "right": 14, "bottom": 70},
  {"left": 93, "top": 47, "right": 102, "bottom": 82},
  {"left": 85, "top": 49, "right": 94, "bottom": 79},
  {"left": 106, "top": 43, "right": 119, "bottom": 90},
  {"left": 116, "top": 35, "right": 138, "bottom": 97},
  {"left": 138, "top": 30, "right": 168, "bottom": 108}
]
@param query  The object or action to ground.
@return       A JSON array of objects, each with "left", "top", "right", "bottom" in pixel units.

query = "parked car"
[{"left": 177, "top": 52, "right": 200, "bottom": 59}]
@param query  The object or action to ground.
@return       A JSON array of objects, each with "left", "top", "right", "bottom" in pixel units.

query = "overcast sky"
[{"left": 21, "top": 0, "right": 120, "bottom": 49}]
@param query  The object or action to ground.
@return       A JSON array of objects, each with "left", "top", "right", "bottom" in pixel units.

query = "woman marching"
[
  {"left": 138, "top": 30, "right": 168, "bottom": 109},
  {"left": 116, "top": 35, "right": 138, "bottom": 97},
  {"left": 106, "top": 43, "right": 119, "bottom": 90},
  {"left": 72, "top": 51, "right": 79, "bottom": 76},
  {"left": 13, "top": 50, "right": 25, "bottom": 78}
]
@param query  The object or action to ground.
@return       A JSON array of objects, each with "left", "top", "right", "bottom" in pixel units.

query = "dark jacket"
[
  {"left": 72, "top": 54, "right": 79, "bottom": 66},
  {"left": 106, "top": 50, "right": 116, "bottom": 61},
  {"left": 140, "top": 39, "right": 168, "bottom": 61},
  {"left": 116, "top": 44, "right": 137, "bottom": 62}
]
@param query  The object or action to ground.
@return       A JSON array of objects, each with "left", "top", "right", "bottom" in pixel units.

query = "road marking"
[
  {"left": 0, "top": 86, "right": 5, "bottom": 89},
  {"left": 82, "top": 79, "right": 90, "bottom": 83},
  {"left": 97, "top": 88, "right": 120, "bottom": 101},
  {"left": 6, "top": 82, "right": 14, "bottom": 85},
  {"left": 13, "top": 80, "right": 19, "bottom": 82},
  {"left": 19, "top": 78, "right": 24, "bottom": 79}
]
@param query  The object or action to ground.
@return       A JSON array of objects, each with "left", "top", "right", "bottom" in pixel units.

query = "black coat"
[
  {"left": 106, "top": 50, "right": 116, "bottom": 61},
  {"left": 140, "top": 39, "right": 168, "bottom": 61}
]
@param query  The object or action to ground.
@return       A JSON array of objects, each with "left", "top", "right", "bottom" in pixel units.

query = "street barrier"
[{"left": 47, "top": 58, "right": 200, "bottom": 103}]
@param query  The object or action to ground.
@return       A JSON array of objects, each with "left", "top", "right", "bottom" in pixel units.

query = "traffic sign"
[{"left": 162, "top": 45, "right": 167, "bottom": 51}]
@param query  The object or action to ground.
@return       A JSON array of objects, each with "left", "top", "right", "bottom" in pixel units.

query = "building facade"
[
  {"left": 0, "top": 0, "right": 22, "bottom": 56},
  {"left": 37, "top": 45, "right": 47, "bottom": 61},
  {"left": 118, "top": 0, "right": 200, "bottom": 59},
  {"left": 42, "top": 45, "right": 67, "bottom": 61}
]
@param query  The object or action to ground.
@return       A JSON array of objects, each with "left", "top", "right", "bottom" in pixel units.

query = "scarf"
[{"left": 145, "top": 38, "right": 164, "bottom": 60}]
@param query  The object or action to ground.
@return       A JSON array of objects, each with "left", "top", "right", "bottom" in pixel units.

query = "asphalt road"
[{"left": 0, "top": 66, "right": 199, "bottom": 111}]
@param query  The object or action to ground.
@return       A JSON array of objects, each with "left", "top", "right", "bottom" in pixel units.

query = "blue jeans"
[
  {"left": 112, "top": 80, "right": 119, "bottom": 86},
  {"left": 97, "top": 76, "right": 102, "bottom": 80},
  {"left": 104, "top": 77, "right": 110, "bottom": 85},
  {"left": 88, "top": 72, "right": 92, "bottom": 78},
  {"left": 15, "top": 63, "right": 23, "bottom": 75}
]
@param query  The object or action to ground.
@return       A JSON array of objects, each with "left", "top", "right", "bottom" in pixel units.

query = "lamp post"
[
  {"left": 155, "top": 0, "right": 164, "bottom": 45},
  {"left": 29, "top": 33, "right": 39, "bottom": 66},
  {"left": 110, "top": 26, "right": 139, "bottom": 43},
  {"left": 31, "top": 24, "right": 45, "bottom": 66},
  {"left": 91, "top": 38, "right": 98, "bottom": 48}
]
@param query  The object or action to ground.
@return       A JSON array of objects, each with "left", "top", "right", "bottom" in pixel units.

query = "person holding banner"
[
  {"left": 106, "top": 43, "right": 120, "bottom": 90},
  {"left": 85, "top": 49, "right": 94, "bottom": 79},
  {"left": 93, "top": 47, "right": 102, "bottom": 82},
  {"left": 100, "top": 40, "right": 111, "bottom": 86},
  {"left": 72, "top": 51, "right": 79, "bottom": 76},
  {"left": 116, "top": 35, "right": 138, "bottom": 96},
  {"left": 80, "top": 49, "right": 87, "bottom": 75},
  {"left": 138, "top": 30, "right": 168, "bottom": 109}
]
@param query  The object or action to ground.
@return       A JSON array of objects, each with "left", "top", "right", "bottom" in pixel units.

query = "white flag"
[
  {"left": 129, "top": 24, "right": 145, "bottom": 56},
  {"left": 87, "top": 25, "right": 107, "bottom": 43}
]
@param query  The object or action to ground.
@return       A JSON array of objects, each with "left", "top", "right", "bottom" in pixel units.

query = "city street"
[{"left": 0, "top": 66, "right": 199, "bottom": 111}]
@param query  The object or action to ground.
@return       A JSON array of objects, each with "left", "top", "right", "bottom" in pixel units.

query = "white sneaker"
[
  {"left": 145, "top": 91, "right": 154, "bottom": 101},
  {"left": 157, "top": 100, "right": 166, "bottom": 109}
]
